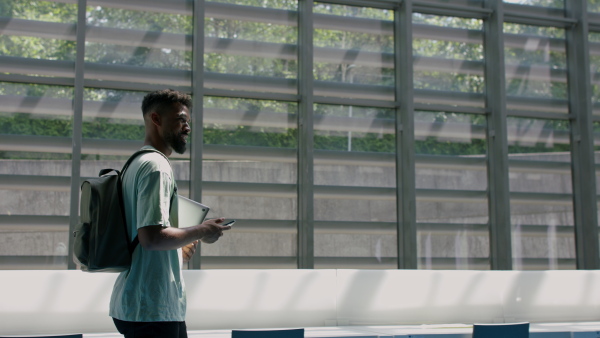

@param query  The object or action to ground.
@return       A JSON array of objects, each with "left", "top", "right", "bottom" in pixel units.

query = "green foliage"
[
  {"left": 204, "top": 14, "right": 297, "bottom": 77},
  {"left": 0, "top": 113, "right": 71, "bottom": 137},
  {"left": 85, "top": 43, "right": 191, "bottom": 69},
  {"left": 503, "top": 0, "right": 564, "bottom": 8},
  {"left": 82, "top": 118, "right": 145, "bottom": 141},
  {"left": 211, "top": 0, "right": 297, "bottom": 10},
  {"left": 413, "top": 13, "right": 482, "bottom": 30},
  {"left": 504, "top": 23, "right": 567, "bottom": 99},
  {"left": 591, "top": 0, "right": 600, "bottom": 12},
  {"left": 0, "top": 36, "right": 76, "bottom": 61},
  {"left": 314, "top": 2, "right": 393, "bottom": 20},
  {"left": 205, "top": 53, "right": 297, "bottom": 78},
  {"left": 416, "top": 138, "right": 487, "bottom": 156},
  {"left": 315, "top": 132, "right": 395, "bottom": 153},
  {"left": 86, "top": 7, "right": 191, "bottom": 34},
  {"left": 312, "top": 4, "right": 393, "bottom": 86},
  {"left": 412, "top": 15, "right": 484, "bottom": 94},
  {"left": 204, "top": 125, "right": 297, "bottom": 148},
  {"left": 1, "top": 1, "right": 77, "bottom": 22},
  {"left": 0, "top": 83, "right": 73, "bottom": 97}
]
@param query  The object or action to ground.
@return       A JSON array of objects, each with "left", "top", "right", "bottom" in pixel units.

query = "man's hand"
[
  {"left": 182, "top": 240, "right": 198, "bottom": 263},
  {"left": 199, "top": 218, "right": 232, "bottom": 244}
]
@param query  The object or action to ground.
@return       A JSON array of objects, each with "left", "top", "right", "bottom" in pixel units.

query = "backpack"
[{"left": 73, "top": 148, "right": 166, "bottom": 272}]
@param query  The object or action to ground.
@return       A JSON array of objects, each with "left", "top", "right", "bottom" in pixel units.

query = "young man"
[{"left": 110, "top": 89, "right": 230, "bottom": 338}]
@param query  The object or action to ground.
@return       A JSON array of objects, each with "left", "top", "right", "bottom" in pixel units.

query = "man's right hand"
[{"left": 198, "top": 218, "right": 232, "bottom": 244}]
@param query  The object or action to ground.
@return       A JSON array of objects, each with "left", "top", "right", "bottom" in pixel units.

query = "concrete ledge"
[{"left": 1, "top": 270, "right": 599, "bottom": 336}]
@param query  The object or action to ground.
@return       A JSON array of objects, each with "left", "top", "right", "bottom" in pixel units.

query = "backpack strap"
[{"left": 117, "top": 148, "right": 170, "bottom": 256}]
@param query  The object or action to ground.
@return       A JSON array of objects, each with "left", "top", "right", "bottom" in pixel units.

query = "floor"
[{"left": 80, "top": 322, "right": 600, "bottom": 338}]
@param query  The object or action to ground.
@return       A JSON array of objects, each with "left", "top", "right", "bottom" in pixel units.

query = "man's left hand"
[{"left": 182, "top": 240, "right": 199, "bottom": 263}]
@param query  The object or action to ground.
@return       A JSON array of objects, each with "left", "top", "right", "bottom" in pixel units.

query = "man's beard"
[{"left": 165, "top": 130, "right": 187, "bottom": 154}]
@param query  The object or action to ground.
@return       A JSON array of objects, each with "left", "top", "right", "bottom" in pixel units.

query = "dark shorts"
[{"left": 113, "top": 318, "right": 188, "bottom": 338}]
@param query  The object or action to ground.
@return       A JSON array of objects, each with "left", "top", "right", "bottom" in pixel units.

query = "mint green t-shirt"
[{"left": 109, "top": 146, "right": 185, "bottom": 322}]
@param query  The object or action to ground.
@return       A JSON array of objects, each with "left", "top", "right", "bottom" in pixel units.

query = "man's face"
[{"left": 162, "top": 104, "right": 191, "bottom": 154}]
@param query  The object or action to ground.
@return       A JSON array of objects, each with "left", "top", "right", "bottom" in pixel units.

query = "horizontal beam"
[
  {"left": 503, "top": 3, "right": 576, "bottom": 28},
  {"left": 0, "top": 215, "right": 69, "bottom": 232}
]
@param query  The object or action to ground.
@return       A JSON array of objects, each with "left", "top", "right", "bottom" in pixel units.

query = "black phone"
[{"left": 222, "top": 220, "right": 236, "bottom": 227}]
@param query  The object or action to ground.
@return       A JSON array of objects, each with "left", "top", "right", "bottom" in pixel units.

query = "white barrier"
[{"left": 1, "top": 270, "right": 600, "bottom": 336}]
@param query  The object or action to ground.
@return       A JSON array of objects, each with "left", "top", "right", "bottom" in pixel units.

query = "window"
[{"left": 0, "top": 0, "right": 597, "bottom": 271}]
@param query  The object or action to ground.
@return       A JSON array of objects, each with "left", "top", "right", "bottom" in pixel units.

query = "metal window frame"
[
  {"left": 396, "top": 0, "right": 417, "bottom": 269},
  {"left": 297, "top": 0, "right": 315, "bottom": 269},
  {"left": 67, "top": 0, "right": 87, "bottom": 270},
  {"left": 565, "top": 0, "right": 600, "bottom": 269},
  {"left": 189, "top": 0, "right": 206, "bottom": 269},
  {"left": 484, "top": 0, "right": 512, "bottom": 270}
]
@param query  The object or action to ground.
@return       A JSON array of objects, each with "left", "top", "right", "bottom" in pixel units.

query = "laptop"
[{"left": 177, "top": 195, "right": 210, "bottom": 228}]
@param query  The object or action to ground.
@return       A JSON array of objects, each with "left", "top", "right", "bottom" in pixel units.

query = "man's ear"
[{"left": 150, "top": 111, "right": 162, "bottom": 127}]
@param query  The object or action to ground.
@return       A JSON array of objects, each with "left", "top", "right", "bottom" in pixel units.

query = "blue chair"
[
  {"left": 232, "top": 328, "right": 304, "bottom": 338},
  {"left": 472, "top": 322, "right": 529, "bottom": 338}
]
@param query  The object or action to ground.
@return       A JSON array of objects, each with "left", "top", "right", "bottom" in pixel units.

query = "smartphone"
[{"left": 222, "top": 220, "right": 236, "bottom": 227}]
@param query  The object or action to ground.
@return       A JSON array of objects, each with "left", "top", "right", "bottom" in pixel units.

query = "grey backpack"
[{"left": 73, "top": 149, "right": 165, "bottom": 272}]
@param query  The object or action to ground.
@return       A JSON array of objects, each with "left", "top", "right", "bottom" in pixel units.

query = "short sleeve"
[{"left": 136, "top": 168, "right": 173, "bottom": 229}]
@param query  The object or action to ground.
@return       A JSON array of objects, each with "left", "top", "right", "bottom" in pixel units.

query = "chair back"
[
  {"left": 232, "top": 328, "right": 304, "bottom": 338},
  {"left": 473, "top": 322, "right": 529, "bottom": 338}
]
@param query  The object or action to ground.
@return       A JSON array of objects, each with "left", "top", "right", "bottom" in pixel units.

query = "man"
[{"left": 110, "top": 89, "right": 230, "bottom": 338}]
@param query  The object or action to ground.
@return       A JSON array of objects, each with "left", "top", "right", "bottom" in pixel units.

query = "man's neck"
[{"left": 144, "top": 138, "right": 171, "bottom": 157}]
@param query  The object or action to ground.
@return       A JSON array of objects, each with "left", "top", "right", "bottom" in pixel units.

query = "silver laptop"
[{"left": 177, "top": 195, "right": 210, "bottom": 228}]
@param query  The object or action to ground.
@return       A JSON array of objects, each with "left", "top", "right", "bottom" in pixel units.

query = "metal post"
[
  {"left": 395, "top": 0, "right": 417, "bottom": 269},
  {"left": 565, "top": 0, "right": 600, "bottom": 269},
  {"left": 298, "top": 0, "right": 315, "bottom": 269},
  {"left": 68, "top": 0, "right": 87, "bottom": 270},
  {"left": 190, "top": 0, "right": 206, "bottom": 270},
  {"left": 484, "top": 0, "right": 512, "bottom": 270}
]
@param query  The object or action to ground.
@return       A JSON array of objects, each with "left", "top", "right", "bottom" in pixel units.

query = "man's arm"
[{"left": 138, "top": 217, "right": 231, "bottom": 251}]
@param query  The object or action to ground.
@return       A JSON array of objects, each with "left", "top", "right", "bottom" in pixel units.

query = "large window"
[
  {"left": 504, "top": 23, "right": 574, "bottom": 270},
  {"left": 0, "top": 0, "right": 598, "bottom": 270},
  {"left": 0, "top": 1, "right": 78, "bottom": 269},
  {"left": 412, "top": 13, "right": 487, "bottom": 269},
  {"left": 201, "top": 97, "right": 299, "bottom": 268},
  {"left": 312, "top": 3, "right": 396, "bottom": 269}
]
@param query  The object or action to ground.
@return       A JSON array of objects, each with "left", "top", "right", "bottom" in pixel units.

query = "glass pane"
[
  {"left": 0, "top": 82, "right": 73, "bottom": 269},
  {"left": 507, "top": 117, "right": 575, "bottom": 270},
  {"left": 590, "top": 0, "right": 600, "bottom": 12},
  {"left": 504, "top": 24, "right": 568, "bottom": 114},
  {"left": 414, "top": 111, "right": 489, "bottom": 270},
  {"left": 504, "top": 0, "right": 564, "bottom": 8},
  {"left": 85, "top": 3, "right": 192, "bottom": 86},
  {"left": 595, "top": 122, "right": 600, "bottom": 261},
  {"left": 204, "top": 0, "right": 298, "bottom": 95},
  {"left": 313, "top": 103, "right": 397, "bottom": 269},
  {"left": 0, "top": 1, "right": 77, "bottom": 79},
  {"left": 313, "top": 3, "right": 394, "bottom": 100},
  {"left": 201, "top": 97, "right": 298, "bottom": 268},
  {"left": 0, "top": 0, "right": 78, "bottom": 270},
  {"left": 412, "top": 14, "right": 484, "bottom": 108},
  {"left": 590, "top": 33, "right": 600, "bottom": 116},
  {"left": 81, "top": 88, "right": 155, "bottom": 165},
  {"left": 210, "top": 0, "right": 297, "bottom": 10}
]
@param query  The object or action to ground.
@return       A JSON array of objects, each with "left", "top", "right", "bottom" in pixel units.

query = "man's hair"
[{"left": 141, "top": 89, "right": 192, "bottom": 116}]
